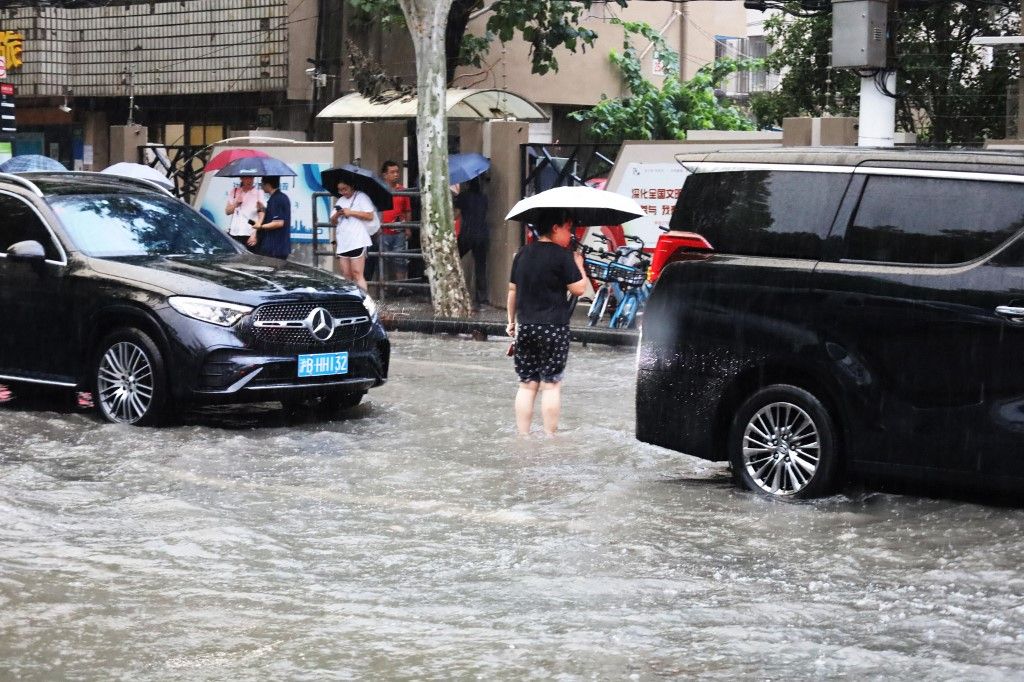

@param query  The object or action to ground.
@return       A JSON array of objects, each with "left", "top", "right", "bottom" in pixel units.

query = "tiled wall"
[{"left": 1, "top": 0, "right": 288, "bottom": 97}]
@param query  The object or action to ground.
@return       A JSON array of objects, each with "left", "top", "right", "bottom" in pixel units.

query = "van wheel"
[
  {"left": 94, "top": 328, "right": 168, "bottom": 425},
  {"left": 728, "top": 384, "right": 839, "bottom": 499}
]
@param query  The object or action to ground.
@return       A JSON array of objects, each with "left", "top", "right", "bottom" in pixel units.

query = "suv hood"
[{"left": 86, "top": 253, "right": 363, "bottom": 305}]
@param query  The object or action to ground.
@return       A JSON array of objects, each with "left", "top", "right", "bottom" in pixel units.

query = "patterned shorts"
[{"left": 514, "top": 324, "right": 571, "bottom": 384}]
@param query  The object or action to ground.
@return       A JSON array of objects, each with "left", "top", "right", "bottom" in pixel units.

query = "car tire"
[
  {"left": 93, "top": 327, "right": 168, "bottom": 426},
  {"left": 322, "top": 391, "right": 365, "bottom": 412},
  {"left": 728, "top": 384, "right": 839, "bottom": 500}
]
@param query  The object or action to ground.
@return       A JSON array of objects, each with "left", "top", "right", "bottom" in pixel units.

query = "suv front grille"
[{"left": 247, "top": 300, "right": 371, "bottom": 348}]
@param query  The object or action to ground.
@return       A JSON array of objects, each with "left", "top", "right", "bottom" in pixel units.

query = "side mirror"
[{"left": 7, "top": 240, "right": 47, "bottom": 262}]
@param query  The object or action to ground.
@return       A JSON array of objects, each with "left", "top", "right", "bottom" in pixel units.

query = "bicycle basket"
[
  {"left": 585, "top": 258, "right": 612, "bottom": 282},
  {"left": 608, "top": 261, "right": 646, "bottom": 287}
]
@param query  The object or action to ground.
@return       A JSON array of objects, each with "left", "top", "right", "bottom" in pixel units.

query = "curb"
[{"left": 383, "top": 317, "right": 639, "bottom": 347}]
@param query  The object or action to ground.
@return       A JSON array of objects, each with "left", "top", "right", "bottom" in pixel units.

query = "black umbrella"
[{"left": 320, "top": 164, "right": 393, "bottom": 212}]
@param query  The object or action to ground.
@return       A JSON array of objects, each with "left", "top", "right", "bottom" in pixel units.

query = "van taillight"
[{"left": 648, "top": 232, "right": 713, "bottom": 284}]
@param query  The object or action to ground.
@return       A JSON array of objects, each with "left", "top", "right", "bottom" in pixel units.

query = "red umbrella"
[{"left": 205, "top": 148, "right": 270, "bottom": 173}]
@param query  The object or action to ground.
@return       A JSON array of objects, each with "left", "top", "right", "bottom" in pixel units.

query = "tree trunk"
[{"left": 397, "top": 0, "right": 472, "bottom": 318}]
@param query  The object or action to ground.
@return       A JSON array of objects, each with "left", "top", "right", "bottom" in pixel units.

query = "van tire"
[{"left": 728, "top": 384, "right": 839, "bottom": 499}]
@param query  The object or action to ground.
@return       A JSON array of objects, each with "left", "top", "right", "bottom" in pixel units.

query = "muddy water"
[{"left": 0, "top": 332, "right": 1021, "bottom": 680}]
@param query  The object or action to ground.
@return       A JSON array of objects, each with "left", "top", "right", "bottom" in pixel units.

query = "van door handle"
[{"left": 995, "top": 305, "right": 1024, "bottom": 322}]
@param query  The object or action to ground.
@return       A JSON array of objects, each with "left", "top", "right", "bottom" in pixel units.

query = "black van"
[{"left": 637, "top": 148, "right": 1024, "bottom": 499}]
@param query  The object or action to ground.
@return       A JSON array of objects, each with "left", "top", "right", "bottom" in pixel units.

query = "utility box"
[{"left": 831, "top": 0, "right": 888, "bottom": 68}]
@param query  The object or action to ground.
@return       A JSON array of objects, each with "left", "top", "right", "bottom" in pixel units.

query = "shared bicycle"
[{"left": 578, "top": 234, "right": 651, "bottom": 329}]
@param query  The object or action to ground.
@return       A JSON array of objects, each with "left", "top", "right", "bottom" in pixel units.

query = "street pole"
[
  {"left": 832, "top": 0, "right": 896, "bottom": 147},
  {"left": 1018, "top": 0, "right": 1024, "bottom": 138},
  {"left": 857, "top": 70, "right": 896, "bottom": 146},
  {"left": 857, "top": 0, "right": 897, "bottom": 147}
]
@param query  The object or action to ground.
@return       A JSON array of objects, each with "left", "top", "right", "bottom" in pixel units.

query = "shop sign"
[{"left": 0, "top": 32, "right": 24, "bottom": 71}]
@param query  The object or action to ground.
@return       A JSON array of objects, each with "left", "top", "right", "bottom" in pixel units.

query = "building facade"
[
  {"left": 0, "top": 0, "right": 317, "bottom": 169},
  {"left": 0, "top": 0, "right": 771, "bottom": 168}
]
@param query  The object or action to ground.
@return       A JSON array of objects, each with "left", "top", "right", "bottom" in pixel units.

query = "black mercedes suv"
[
  {"left": 638, "top": 148, "right": 1024, "bottom": 499},
  {"left": 0, "top": 171, "right": 389, "bottom": 424}
]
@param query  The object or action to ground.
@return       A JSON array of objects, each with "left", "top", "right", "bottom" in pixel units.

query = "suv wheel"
[
  {"left": 728, "top": 384, "right": 839, "bottom": 499},
  {"left": 94, "top": 328, "right": 168, "bottom": 425},
  {"left": 322, "top": 391, "right": 364, "bottom": 412}
]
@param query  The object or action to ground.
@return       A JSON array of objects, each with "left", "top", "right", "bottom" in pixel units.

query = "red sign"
[{"left": 0, "top": 84, "right": 14, "bottom": 95}]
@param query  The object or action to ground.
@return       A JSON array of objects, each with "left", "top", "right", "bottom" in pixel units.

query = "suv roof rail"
[
  {"left": 0, "top": 172, "right": 44, "bottom": 197},
  {"left": 67, "top": 171, "right": 175, "bottom": 197}
]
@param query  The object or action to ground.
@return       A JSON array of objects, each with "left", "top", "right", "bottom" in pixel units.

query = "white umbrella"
[
  {"left": 101, "top": 162, "right": 175, "bottom": 190},
  {"left": 505, "top": 185, "right": 644, "bottom": 226}
]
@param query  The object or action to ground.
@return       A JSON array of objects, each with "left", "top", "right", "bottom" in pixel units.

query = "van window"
[
  {"left": 0, "top": 193, "right": 62, "bottom": 260},
  {"left": 669, "top": 170, "right": 848, "bottom": 259},
  {"left": 844, "top": 176, "right": 1024, "bottom": 265}
]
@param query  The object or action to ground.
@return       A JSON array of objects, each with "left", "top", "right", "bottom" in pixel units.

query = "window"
[
  {"left": 844, "top": 176, "right": 1024, "bottom": 265},
  {"left": 670, "top": 170, "right": 849, "bottom": 259},
  {"left": 49, "top": 193, "right": 237, "bottom": 258},
  {"left": 0, "top": 193, "right": 62, "bottom": 261}
]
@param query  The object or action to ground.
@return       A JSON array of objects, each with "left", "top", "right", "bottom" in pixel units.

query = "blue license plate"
[{"left": 297, "top": 352, "right": 349, "bottom": 378}]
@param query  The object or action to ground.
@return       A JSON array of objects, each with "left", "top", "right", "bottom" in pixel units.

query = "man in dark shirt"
[
  {"left": 506, "top": 209, "right": 587, "bottom": 436},
  {"left": 455, "top": 177, "right": 490, "bottom": 308},
  {"left": 251, "top": 176, "right": 292, "bottom": 260}
]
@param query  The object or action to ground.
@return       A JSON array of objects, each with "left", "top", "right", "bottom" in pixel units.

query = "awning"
[{"left": 316, "top": 88, "right": 549, "bottom": 122}]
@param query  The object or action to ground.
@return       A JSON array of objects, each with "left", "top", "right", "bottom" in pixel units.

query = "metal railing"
[
  {"left": 311, "top": 188, "right": 430, "bottom": 304},
  {"left": 138, "top": 143, "right": 211, "bottom": 204},
  {"left": 520, "top": 143, "right": 620, "bottom": 199}
]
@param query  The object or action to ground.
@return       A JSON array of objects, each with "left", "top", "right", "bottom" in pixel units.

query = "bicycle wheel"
[
  {"left": 613, "top": 294, "right": 638, "bottom": 329},
  {"left": 587, "top": 287, "right": 609, "bottom": 326}
]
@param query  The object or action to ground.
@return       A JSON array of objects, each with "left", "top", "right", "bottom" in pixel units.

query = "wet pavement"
[{"left": 1, "top": 332, "right": 1023, "bottom": 679}]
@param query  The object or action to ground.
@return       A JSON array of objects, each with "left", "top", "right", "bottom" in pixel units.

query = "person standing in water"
[{"left": 506, "top": 210, "right": 587, "bottom": 436}]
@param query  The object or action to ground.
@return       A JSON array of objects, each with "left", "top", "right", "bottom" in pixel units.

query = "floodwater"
[{"left": 1, "top": 332, "right": 1022, "bottom": 680}]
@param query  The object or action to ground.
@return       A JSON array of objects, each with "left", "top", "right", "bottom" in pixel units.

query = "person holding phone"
[
  {"left": 224, "top": 175, "right": 263, "bottom": 248},
  {"left": 330, "top": 180, "right": 378, "bottom": 291}
]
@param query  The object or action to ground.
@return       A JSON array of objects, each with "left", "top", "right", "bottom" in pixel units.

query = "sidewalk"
[{"left": 378, "top": 296, "right": 639, "bottom": 347}]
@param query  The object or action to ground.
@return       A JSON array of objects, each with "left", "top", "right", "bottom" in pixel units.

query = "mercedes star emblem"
[{"left": 305, "top": 307, "right": 335, "bottom": 341}]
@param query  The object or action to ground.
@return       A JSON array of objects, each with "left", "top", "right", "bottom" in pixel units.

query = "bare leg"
[
  {"left": 515, "top": 381, "right": 539, "bottom": 435},
  {"left": 337, "top": 256, "right": 352, "bottom": 281},
  {"left": 349, "top": 254, "right": 368, "bottom": 291},
  {"left": 539, "top": 381, "right": 562, "bottom": 435}
]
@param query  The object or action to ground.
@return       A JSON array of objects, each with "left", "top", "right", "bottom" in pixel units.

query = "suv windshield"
[{"left": 49, "top": 193, "right": 239, "bottom": 258}]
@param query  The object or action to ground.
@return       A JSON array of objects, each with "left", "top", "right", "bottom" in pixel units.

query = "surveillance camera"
[
  {"left": 305, "top": 67, "right": 316, "bottom": 74},
  {"left": 59, "top": 105, "right": 71, "bottom": 113}
]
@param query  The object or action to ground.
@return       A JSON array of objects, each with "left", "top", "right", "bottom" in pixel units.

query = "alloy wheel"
[
  {"left": 97, "top": 341, "right": 155, "bottom": 424},
  {"left": 741, "top": 401, "right": 820, "bottom": 496}
]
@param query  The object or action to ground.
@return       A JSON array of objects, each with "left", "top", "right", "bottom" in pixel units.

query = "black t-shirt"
[
  {"left": 509, "top": 241, "right": 583, "bottom": 325},
  {"left": 454, "top": 191, "right": 489, "bottom": 238}
]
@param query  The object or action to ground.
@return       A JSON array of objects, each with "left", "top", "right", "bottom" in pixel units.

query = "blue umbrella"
[
  {"left": 448, "top": 153, "right": 490, "bottom": 185},
  {"left": 0, "top": 155, "right": 66, "bottom": 173},
  {"left": 213, "top": 156, "right": 296, "bottom": 178}
]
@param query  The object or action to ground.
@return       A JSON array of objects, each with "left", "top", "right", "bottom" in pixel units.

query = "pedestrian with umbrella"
[
  {"left": 214, "top": 157, "right": 296, "bottom": 260},
  {"left": 504, "top": 185, "right": 643, "bottom": 436},
  {"left": 449, "top": 153, "right": 492, "bottom": 309},
  {"left": 321, "top": 165, "right": 390, "bottom": 292}
]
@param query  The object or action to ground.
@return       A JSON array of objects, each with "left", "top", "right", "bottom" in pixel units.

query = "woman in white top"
[
  {"left": 330, "top": 181, "right": 378, "bottom": 291},
  {"left": 224, "top": 175, "right": 264, "bottom": 248}
]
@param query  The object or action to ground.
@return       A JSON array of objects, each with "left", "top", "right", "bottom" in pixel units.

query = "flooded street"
[{"left": 1, "top": 332, "right": 1022, "bottom": 679}]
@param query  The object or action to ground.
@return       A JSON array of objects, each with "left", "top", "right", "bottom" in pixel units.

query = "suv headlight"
[
  {"left": 362, "top": 293, "right": 378, "bottom": 321},
  {"left": 168, "top": 296, "right": 252, "bottom": 327}
]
